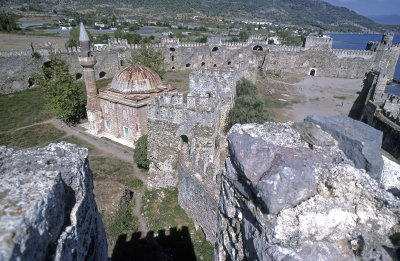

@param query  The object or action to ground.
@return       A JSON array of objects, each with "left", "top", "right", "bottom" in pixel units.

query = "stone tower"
[{"left": 78, "top": 22, "right": 103, "bottom": 134}]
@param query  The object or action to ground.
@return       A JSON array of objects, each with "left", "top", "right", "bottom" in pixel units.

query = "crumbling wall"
[
  {"left": 0, "top": 142, "right": 108, "bottom": 261},
  {"left": 215, "top": 121, "right": 400, "bottom": 261}
]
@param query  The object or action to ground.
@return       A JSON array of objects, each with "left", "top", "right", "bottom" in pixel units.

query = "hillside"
[
  {"left": 2, "top": 0, "right": 400, "bottom": 33},
  {"left": 369, "top": 14, "right": 400, "bottom": 26}
]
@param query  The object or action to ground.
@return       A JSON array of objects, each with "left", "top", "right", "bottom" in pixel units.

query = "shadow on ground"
[{"left": 111, "top": 226, "right": 197, "bottom": 261}]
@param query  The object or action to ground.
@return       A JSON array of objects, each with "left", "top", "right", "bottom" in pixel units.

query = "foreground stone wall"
[
  {"left": 215, "top": 121, "right": 400, "bottom": 260},
  {"left": 0, "top": 142, "right": 108, "bottom": 261}
]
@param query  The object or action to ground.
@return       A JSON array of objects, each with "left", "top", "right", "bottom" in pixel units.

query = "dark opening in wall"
[
  {"left": 213, "top": 64, "right": 217, "bottom": 67},
  {"left": 99, "top": 71, "right": 106, "bottom": 78},
  {"left": 170, "top": 47, "right": 176, "bottom": 51},
  {"left": 181, "top": 135, "right": 189, "bottom": 143},
  {"left": 120, "top": 60, "right": 124, "bottom": 66},
  {"left": 28, "top": 78, "right": 34, "bottom": 87},
  {"left": 43, "top": 61, "right": 51, "bottom": 67},
  {"left": 172, "top": 67, "right": 175, "bottom": 70},
  {"left": 171, "top": 55, "right": 174, "bottom": 61},
  {"left": 384, "top": 41, "right": 387, "bottom": 45},
  {"left": 227, "top": 61, "right": 231, "bottom": 65},
  {"left": 310, "top": 69, "right": 316, "bottom": 76},
  {"left": 253, "top": 45, "right": 263, "bottom": 51},
  {"left": 212, "top": 46, "right": 219, "bottom": 52},
  {"left": 186, "top": 63, "right": 191, "bottom": 67},
  {"left": 201, "top": 62, "right": 205, "bottom": 66},
  {"left": 76, "top": 73, "right": 82, "bottom": 80}
]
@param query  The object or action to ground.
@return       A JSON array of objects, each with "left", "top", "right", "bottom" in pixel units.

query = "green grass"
[
  {"left": 127, "top": 177, "right": 144, "bottom": 189},
  {"left": 103, "top": 208, "right": 139, "bottom": 248},
  {"left": 0, "top": 87, "right": 53, "bottom": 132},
  {"left": 142, "top": 188, "right": 214, "bottom": 260},
  {"left": 90, "top": 156, "right": 134, "bottom": 179},
  {"left": 334, "top": 95, "right": 347, "bottom": 100},
  {"left": 0, "top": 124, "right": 65, "bottom": 149},
  {"left": 264, "top": 99, "right": 290, "bottom": 108}
]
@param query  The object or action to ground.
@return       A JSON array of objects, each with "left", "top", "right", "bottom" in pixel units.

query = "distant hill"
[
  {"left": 368, "top": 15, "right": 400, "bottom": 26},
  {"left": 2, "top": 0, "right": 400, "bottom": 33}
]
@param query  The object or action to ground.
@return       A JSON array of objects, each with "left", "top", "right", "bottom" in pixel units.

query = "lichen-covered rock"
[
  {"left": 305, "top": 115, "right": 384, "bottom": 182},
  {"left": 0, "top": 142, "right": 108, "bottom": 261},
  {"left": 215, "top": 122, "right": 400, "bottom": 261}
]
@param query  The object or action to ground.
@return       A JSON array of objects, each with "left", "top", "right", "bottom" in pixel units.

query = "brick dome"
[{"left": 109, "top": 65, "right": 162, "bottom": 93}]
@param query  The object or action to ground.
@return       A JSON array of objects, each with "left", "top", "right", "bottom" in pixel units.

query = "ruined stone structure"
[
  {"left": 78, "top": 23, "right": 174, "bottom": 144},
  {"left": 215, "top": 120, "right": 400, "bottom": 260},
  {"left": 360, "top": 70, "right": 400, "bottom": 159},
  {"left": 146, "top": 67, "right": 252, "bottom": 242},
  {"left": 0, "top": 142, "right": 108, "bottom": 260},
  {"left": 1, "top": 33, "right": 399, "bottom": 94}
]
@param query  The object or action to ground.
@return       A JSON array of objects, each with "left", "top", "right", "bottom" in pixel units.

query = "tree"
[
  {"left": 225, "top": 78, "right": 271, "bottom": 132},
  {"left": 239, "top": 31, "right": 249, "bottom": 41},
  {"left": 129, "top": 41, "right": 166, "bottom": 78},
  {"left": 0, "top": 11, "right": 19, "bottom": 32},
  {"left": 134, "top": 135, "right": 149, "bottom": 169},
  {"left": 33, "top": 53, "right": 86, "bottom": 125}
]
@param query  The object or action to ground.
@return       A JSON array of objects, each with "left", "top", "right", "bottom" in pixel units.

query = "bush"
[
  {"left": 134, "top": 135, "right": 149, "bottom": 169},
  {"left": 129, "top": 41, "right": 166, "bottom": 78},
  {"left": 225, "top": 78, "right": 271, "bottom": 132}
]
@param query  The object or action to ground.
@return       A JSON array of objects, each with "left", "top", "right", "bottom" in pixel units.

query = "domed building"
[
  {"left": 78, "top": 25, "right": 174, "bottom": 146},
  {"left": 96, "top": 65, "right": 174, "bottom": 144}
]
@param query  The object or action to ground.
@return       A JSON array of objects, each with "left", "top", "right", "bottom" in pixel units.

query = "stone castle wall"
[
  {"left": 1, "top": 34, "right": 398, "bottom": 94},
  {"left": 215, "top": 121, "right": 400, "bottom": 260},
  {"left": 0, "top": 142, "right": 108, "bottom": 260}
]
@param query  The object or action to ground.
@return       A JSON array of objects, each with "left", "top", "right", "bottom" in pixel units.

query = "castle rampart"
[{"left": 2, "top": 34, "right": 398, "bottom": 94}]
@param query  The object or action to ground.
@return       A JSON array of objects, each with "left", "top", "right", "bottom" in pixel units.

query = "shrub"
[
  {"left": 134, "top": 135, "right": 149, "bottom": 169},
  {"left": 225, "top": 78, "right": 271, "bottom": 132},
  {"left": 129, "top": 41, "right": 166, "bottom": 78}
]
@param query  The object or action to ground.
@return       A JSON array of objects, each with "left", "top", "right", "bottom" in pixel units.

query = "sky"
[{"left": 323, "top": 0, "right": 400, "bottom": 16}]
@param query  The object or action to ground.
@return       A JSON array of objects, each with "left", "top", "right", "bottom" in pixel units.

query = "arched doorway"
[
  {"left": 253, "top": 45, "right": 263, "bottom": 51},
  {"left": 309, "top": 68, "right": 317, "bottom": 76}
]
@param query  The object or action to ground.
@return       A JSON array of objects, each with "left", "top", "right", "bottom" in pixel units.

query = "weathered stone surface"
[
  {"left": 305, "top": 115, "right": 384, "bottom": 181},
  {"left": 228, "top": 132, "right": 327, "bottom": 214},
  {"left": 215, "top": 122, "right": 400, "bottom": 261},
  {"left": 0, "top": 142, "right": 108, "bottom": 261}
]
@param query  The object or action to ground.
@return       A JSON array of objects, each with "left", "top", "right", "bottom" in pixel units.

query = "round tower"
[{"left": 78, "top": 22, "right": 103, "bottom": 134}]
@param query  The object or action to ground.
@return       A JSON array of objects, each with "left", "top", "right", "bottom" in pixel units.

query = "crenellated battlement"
[
  {"left": 268, "top": 45, "right": 303, "bottom": 52},
  {"left": 148, "top": 91, "right": 219, "bottom": 125},
  {"left": 304, "top": 35, "right": 333, "bottom": 50},
  {"left": 332, "top": 49, "right": 375, "bottom": 58}
]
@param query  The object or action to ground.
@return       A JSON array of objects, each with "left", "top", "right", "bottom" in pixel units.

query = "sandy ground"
[
  {"left": 0, "top": 33, "right": 68, "bottom": 50},
  {"left": 260, "top": 74, "right": 364, "bottom": 122}
]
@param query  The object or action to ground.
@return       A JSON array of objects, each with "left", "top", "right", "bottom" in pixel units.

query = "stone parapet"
[
  {"left": 215, "top": 121, "right": 400, "bottom": 261},
  {"left": 0, "top": 142, "right": 108, "bottom": 260}
]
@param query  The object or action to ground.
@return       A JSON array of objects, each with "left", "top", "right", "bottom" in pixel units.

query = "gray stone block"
[
  {"left": 228, "top": 132, "right": 326, "bottom": 214},
  {"left": 305, "top": 115, "right": 384, "bottom": 182}
]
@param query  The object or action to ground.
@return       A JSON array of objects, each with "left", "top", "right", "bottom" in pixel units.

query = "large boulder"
[
  {"left": 0, "top": 142, "right": 108, "bottom": 261},
  {"left": 215, "top": 121, "right": 400, "bottom": 261},
  {"left": 228, "top": 132, "right": 327, "bottom": 214},
  {"left": 305, "top": 115, "right": 384, "bottom": 182}
]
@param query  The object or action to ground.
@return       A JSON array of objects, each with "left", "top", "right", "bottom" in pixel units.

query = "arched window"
[
  {"left": 212, "top": 46, "right": 219, "bottom": 52},
  {"left": 170, "top": 47, "right": 176, "bottom": 51},
  {"left": 253, "top": 45, "right": 263, "bottom": 51},
  {"left": 76, "top": 73, "right": 82, "bottom": 80},
  {"left": 310, "top": 69, "right": 316, "bottom": 76},
  {"left": 99, "top": 71, "right": 106, "bottom": 78}
]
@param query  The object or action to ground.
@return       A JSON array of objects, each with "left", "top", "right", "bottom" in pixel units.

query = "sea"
[{"left": 328, "top": 33, "right": 400, "bottom": 96}]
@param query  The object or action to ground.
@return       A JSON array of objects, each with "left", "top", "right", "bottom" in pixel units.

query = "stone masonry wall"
[
  {"left": 0, "top": 142, "right": 108, "bottom": 260},
  {"left": 1, "top": 35, "right": 398, "bottom": 94},
  {"left": 215, "top": 121, "right": 400, "bottom": 260}
]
